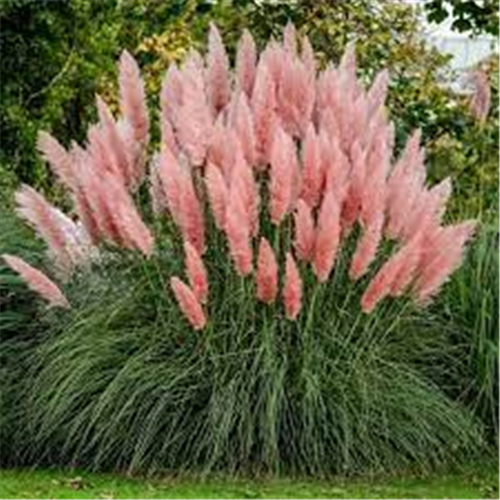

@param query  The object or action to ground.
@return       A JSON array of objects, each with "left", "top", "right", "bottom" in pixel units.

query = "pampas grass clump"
[{"left": 3, "top": 24, "right": 484, "bottom": 474}]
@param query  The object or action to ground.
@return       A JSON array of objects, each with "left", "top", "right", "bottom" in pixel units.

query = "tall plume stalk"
[{"left": 8, "top": 23, "right": 475, "bottom": 329}]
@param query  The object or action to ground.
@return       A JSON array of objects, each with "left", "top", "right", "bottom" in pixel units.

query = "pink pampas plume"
[
  {"left": 37, "top": 132, "right": 75, "bottom": 190},
  {"left": 413, "top": 221, "right": 476, "bottom": 304},
  {"left": 96, "top": 96, "right": 132, "bottom": 186},
  {"left": 276, "top": 51, "right": 315, "bottom": 138},
  {"left": 205, "top": 162, "right": 228, "bottom": 230},
  {"left": 301, "top": 35, "right": 316, "bottom": 79},
  {"left": 231, "top": 145, "right": 260, "bottom": 236},
  {"left": 300, "top": 123, "right": 322, "bottom": 208},
  {"left": 157, "top": 146, "right": 182, "bottom": 224},
  {"left": 360, "top": 234, "right": 422, "bottom": 313},
  {"left": 170, "top": 277, "right": 206, "bottom": 330},
  {"left": 2, "top": 254, "right": 70, "bottom": 309},
  {"left": 176, "top": 59, "right": 213, "bottom": 167},
  {"left": 207, "top": 23, "right": 231, "bottom": 115},
  {"left": 252, "top": 60, "right": 277, "bottom": 166},
  {"left": 177, "top": 164, "right": 206, "bottom": 255},
  {"left": 149, "top": 154, "right": 166, "bottom": 215},
  {"left": 105, "top": 172, "right": 155, "bottom": 256},
  {"left": 349, "top": 216, "right": 384, "bottom": 280},
  {"left": 232, "top": 93, "right": 256, "bottom": 168},
  {"left": 293, "top": 199, "right": 315, "bottom": 262},
  {"left": 283, "top": 252, "right": 302, "bottom": 320},
  {"left": 256, "top": 237, "right": 278, "bottom": 304},
  {"left": 269, "top": 127, "right": 294, "bottom": 225},
  {"left": 469, "top": 70, "right": 491, "bottom": 124},
  {"left": 160, "top": 114, "right": 179, "bottom": 158},
  {"left": 119, "top": 50, "right": 149, "bottom": 146},
  {"left": 283, "top": 22, "right": 298, "bottom": 55},
  {"left": 184, "top": 241, "right": 209, "bottom": 304},
  {"left": 15, "top": 185, "right": 72, "bottom": 273},
  {"left": 366, "top": 69, "right": 389, "bottom": 119},
  {"left": 161, "top": 63, "right": 184, "bottom": 128},
  {"left": 225, "top": 180, "right": 253, "bottom": 276},
  {"left": 235, "top": 29, "right": 257, "bottom": 98},
  {"left": 313, "top": 192, "right": 341, "bottom": 282}
]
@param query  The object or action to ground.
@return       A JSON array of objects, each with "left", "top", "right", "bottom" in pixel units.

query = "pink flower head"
[
  {"left": 207, "top": 23, "right": 231, "bottom": 115},
  {"left": 184, "top": 241, "right": 209, "bottom": 304},
  {"left": 161, "top": 63, "right": 184, "bottom": 128},
  {"left": 293, "top": 199, "right": 315, "bottom": 262},
  {"left": 2, "top": 254, "right": 70, "bottom": 309},
  {"left": 256, "top": 237, "right": 278, "bottom": 304},
  {"left": 204, "top": 162, "right": 228, "bottom": 230},
  {"left": 413, "top": 221, "right": 476, "bottom": 304},
  {"left": 360, "top": 233, "right": 422, "bottom": 313},
  {"left": 177, "top": 164, "right": 206, "bottom": 255},
  {"left": 119, "top": 50, "right": 149, "bottom": 146},
  {"left": 231, "top": 145, "right": 260, "bottom": 236},
  {"left": 283, "top": 22, "right": 298, "bottom": 55},
  {"left": 236, "top": 29, "right": 257, "bottom": 98},
  {"left": 232, "top": 92, "right": 256, "bottom": 168},
  {"left": 170, "top": 277, "right": 206, "bottom": 330},
  {"left": 313, "top": 191, "right": 341, "bottom": 282},
  {"left": 349, "top": 215, "right": 384, "bottom": 281},
  {"left": 157, "top": 147, "right": 182, "bottom": 224},
  {"left": 269, "top": 127, "right": 294, "bottom": 225},
  {"left": 15, "top": 185, "right": 73, "bottom": 273},
  {"left": 252, "top": 60, "right": 277, "bottom": 166},
  {"left": 96, "top": 95, "right": 132, "bottom": 186},
  {"left": 37, "top": 132, "right": 75, "bottom": 190},
  {"left": 301, "top": 35, "right": 316, "bottom": 79},
  {"left": 283, "top": 252, "right": 302, "bottom": 320},
  {"left": 300, "top": 123, "right": 322, "bottom": 208},
  {"left": 366, "top": 69, "right": 390, "bottom": 120},
  {"left": 176, "top": 58, "right": 213, "bottom": 166},
  {"left": 225, "top": 180, "right": 253, "bottom": 276}
]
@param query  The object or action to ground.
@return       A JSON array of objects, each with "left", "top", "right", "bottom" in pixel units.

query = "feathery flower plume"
[
  {"left": 235, "top": 29, "right": 257, "bottom": 98},
  {"left": 170, "top": 277, "right": 206, "bottom": 330},
  {"left": 15, "top": 185, "right": 72, "bottom": 273},
  {"left": 160, "top": 63, "right": 184, "bottom": 128},
  {"left": 349, "top": 216, "right": 384, "bottom": 281},
  {"left": 176, "top": 58, "right": 213, "bottom": 166},
  {"left": 232, "top": 93, "right": 256, "bottom": 168},
  {"left": 300, "top": 123, "right": 322, "bottom": 207},
  {"left": 269, "top": 127, "right": 294, "bottom": 225},
  {"left": 184, "top": 241, "right": 209, "bottom": 304},
  {"left": 252, "top": 60, "right": 277, "bottom": 166},
  {"left": 157, "top": 146, "right": 182, "bottom": 224},
  {"left": 283, "top": 252, "right": 302, "bottom": 320},
  {"left": 177, "top": 164, "right": 205, "bottom": 254},
  {"left": 360, "top": 236, "right": 420, "bottom": 313},
  {"left": 225, "top": 180, "right": 253, "bottom": 276},
  {"left": 413, "top": 221, "right": 476, "bottom": 304},
  {"left": 96, "top": 96, "right": 132, "bottom": 186},
  {"left": 256, "top": 237, "right": 278, "bottom": 304},
  {"left": 293, "top": 199, "right": 315, "bottom": 262},
  {"left": 205, "top": 162, "right": 228, "bottom": 230},
  {"left": 2, "top": 254, "right": 70, "bottom": 309},
  {"left": 301, "top": 35, "right": 316, "bottom": 79},
  {"left": 37, "top": 132, "right": 75, "bottom": 190},
  {"left": 119, "top": 50, "right": 149, "bottom": 145},
  {"left": 149, "top": 154, "right": 166, "bottom": 215},
  {"left": 313, "top": 192, "right": 341, "bottom": 282},
  {"left": 207, "top": 23, "right": 231, "bottom": 115}
]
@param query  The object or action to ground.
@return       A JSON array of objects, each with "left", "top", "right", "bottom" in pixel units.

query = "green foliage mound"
[{"left": 15, "top": 235, "right": 482, "bottom": 475}]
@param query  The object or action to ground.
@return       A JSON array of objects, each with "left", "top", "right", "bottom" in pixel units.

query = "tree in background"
[{"left": 425, "top": 0, "right": 499, "bottom": 36}]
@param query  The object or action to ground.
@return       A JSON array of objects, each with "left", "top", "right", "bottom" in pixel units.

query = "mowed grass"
[{"left": 0, "top": 463, "right": 498, "bottom": 499}]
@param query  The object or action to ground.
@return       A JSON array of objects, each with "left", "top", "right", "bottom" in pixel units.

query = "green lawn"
[{"left": 0, "top": 464, "right": 498, "bottom": 499}]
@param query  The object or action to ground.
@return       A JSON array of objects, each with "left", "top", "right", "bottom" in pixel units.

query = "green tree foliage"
[{"left": 424, "top": 0, "right": 499, "bottom": 36}]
